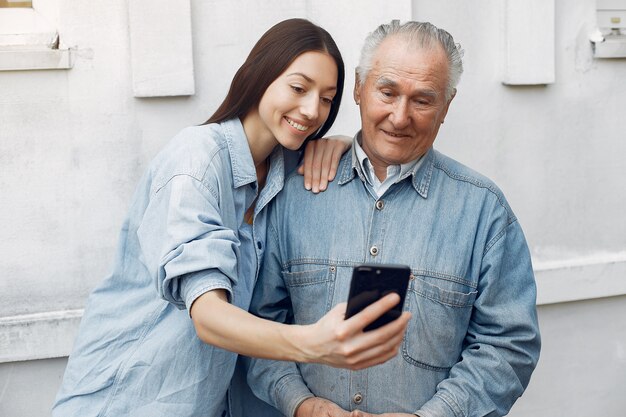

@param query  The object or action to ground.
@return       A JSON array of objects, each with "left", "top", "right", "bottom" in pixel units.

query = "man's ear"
[
  {"left": 441, "top": 88, "right": 456, "bottom": 123},
  {"left": 353, "top": 70, "right": 361, "bottom": 105}
]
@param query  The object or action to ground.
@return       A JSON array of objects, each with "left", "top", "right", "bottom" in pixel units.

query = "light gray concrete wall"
[
  {"left": 512, "top": 295, "right": 626, "bottom": 417},
  {"left": 0, "top": 358, "right": 67, "bottom": 417},
  {"left": 1, "top": 0, "right": 625, "bottom": 415},
  {"left": 412, "top": 0, "right": 626, "bottom": 262}
]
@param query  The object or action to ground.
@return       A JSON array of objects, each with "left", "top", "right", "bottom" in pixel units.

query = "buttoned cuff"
[
  {"left": 415, "top": 391, "right": 462, "bottom": 417},
  {"left": 273, "top": 373, "right": 314, "bottom": 417},
  {"left": 181, "top": 270, "right": 234, "bottom": 314}
]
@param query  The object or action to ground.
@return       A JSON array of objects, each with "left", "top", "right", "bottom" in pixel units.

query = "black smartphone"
[{"left": 344, "top": 263, "right": 411, "bottom": 331}]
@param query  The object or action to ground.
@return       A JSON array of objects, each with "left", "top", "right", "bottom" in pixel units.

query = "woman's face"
[{"left": 254, "top": 51, "right": 338, "bottom": 150}]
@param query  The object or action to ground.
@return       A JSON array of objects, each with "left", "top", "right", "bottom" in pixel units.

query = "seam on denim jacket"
[
  {"left": 436, "top": 391, "right": 464, "bottom": 417},
  {"left": 411, "top": 286, "right": 477, "bottom": 308},
  {"left": 432, "top": 157, "right": 516, "bottom": 224},
  {"left": 483, "top": 218, "right": 518, "bottom": 257},
  {"left": 96, "top": 303, "right": 163, "bottom": 417},
  {"left": 199, "top": 142, "right": 228, "bottom": 200},
  {"left": 412, "top": 269, "right": 476, "bottom": 289},
  {"left": 187, "top": 281, "right": 234, "bottom": 309},
  {"left": 153, "top": 141, "right": 224, "bottom": 201},
  {"left": 401, "top": 342, "right": 452, "bottom": 372},
  {"left": 267, "top": 218, "right": 281, "bottom": 266},
  {"left": 283, "top": 167, "right": 304, "bottom": 187},
  {"left": 283, "top": 274, "right": 332, "bottom": 287},
  {"left": 273, "top": 373, "right": 311, "bottom": 412},
  {"left": 154, "top": 172, "right": 221, "bottom": 204},
  {"left": 432, "top": 155, "right": 519, "bottom": 262},
  {"left": 283, "top": 258, "right": 362, "bottom": 269}
]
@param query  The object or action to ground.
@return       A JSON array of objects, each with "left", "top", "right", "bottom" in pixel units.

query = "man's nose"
[
  {"left": 300, "top": 94, "right": 320, "bottom": 121},
  {"left": 388, "top": 99, "right": 410, "bottom": 129}
]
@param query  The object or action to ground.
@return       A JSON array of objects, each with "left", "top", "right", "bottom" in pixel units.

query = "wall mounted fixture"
[{"left": 591, "top": 0, "right": 626, "bottom": 58}]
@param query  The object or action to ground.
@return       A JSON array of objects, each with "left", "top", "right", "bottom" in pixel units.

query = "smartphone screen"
[{"left": 344, "top": 264, "right": 411, "bottom": 331}]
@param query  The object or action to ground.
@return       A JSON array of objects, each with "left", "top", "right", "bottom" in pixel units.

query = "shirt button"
[
  {"left": 369, "top": 246, "right": 379, "bottom": 256},
  {"left": 353, "top": 392, "right": 363, "bottom": 404},
  {"left": 256, "top": 241, "right": 263, "bottom": 250},
  {"left": 375, "top": 200, "right": 384, "bottom": 210}
]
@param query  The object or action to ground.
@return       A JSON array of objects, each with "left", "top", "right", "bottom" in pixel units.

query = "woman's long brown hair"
[{"left": 204, "top": 18, "right": 345, "bottom": 143}]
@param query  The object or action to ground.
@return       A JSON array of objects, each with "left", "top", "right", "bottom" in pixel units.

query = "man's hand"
[
  {"left": 298, "top": 135, "right": 352, "bottom": 193},
  {"left": 295, "top": 398, "right": 417, "bottom": 417},
  {"left": 294, "top": 293, "right": 411, "bottom": 370},
  {"left": 295, "top": 397, "right": 354, "bottom": 417}
]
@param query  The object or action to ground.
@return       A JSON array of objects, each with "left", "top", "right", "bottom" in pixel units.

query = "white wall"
[
  {"left": 0, "top": 0, "right": 412, "bottom": 362},
  {"left": 515, "top": 296, "right": 626, "bottom": 417},
  {"left": 1, "top": 0, "right": 625, "bottom": 415}
]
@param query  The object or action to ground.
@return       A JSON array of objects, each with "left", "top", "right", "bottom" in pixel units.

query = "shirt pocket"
[
  {"left": 402, "top": 274, "right": 477, "bottom": 371},
  {"left": 282, "top": 265, "right": 336, "bottom": 325}
]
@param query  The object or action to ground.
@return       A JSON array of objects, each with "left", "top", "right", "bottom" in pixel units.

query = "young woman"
[{"left": 52, "top": 18, "right": 409, "bottom": 417}]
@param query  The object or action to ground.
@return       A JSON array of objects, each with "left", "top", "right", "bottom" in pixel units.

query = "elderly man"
[{"left": 247, "top": 20, "right": 540, "bottom": 417}]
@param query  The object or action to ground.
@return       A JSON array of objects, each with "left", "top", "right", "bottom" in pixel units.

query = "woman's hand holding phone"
[{"left": 294, "top": 292, "right": 411, "bottom": 370}]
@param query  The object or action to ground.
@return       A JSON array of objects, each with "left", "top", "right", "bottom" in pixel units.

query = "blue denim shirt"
[
  {"left": 248, "top": 140, "right": 541, "bottom": 417},
  {"left": 53, "top": 118, "right": 288, "bottom": 417}
]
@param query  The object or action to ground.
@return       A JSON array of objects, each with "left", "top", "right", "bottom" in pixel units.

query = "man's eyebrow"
[
  {"left": 377, "top": 76, "right": 438, "bottom": 99},
  {"left": 417, "top": 89, "right": 438, "bottom": 99},
  {"left": 375, "top": 77, "right": 397, "bottom": 88}
]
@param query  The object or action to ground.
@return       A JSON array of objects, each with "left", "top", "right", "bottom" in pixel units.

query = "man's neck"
[{"left": 371, "top": 162, "right": 389, "bottom": 182}]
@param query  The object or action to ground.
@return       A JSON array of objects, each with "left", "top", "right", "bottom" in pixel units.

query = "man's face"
[{"left": 354, "top": 35, "right": 454, "bottom": 176}]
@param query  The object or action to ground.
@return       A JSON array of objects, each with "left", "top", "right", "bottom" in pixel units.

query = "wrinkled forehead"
[
  {"left": 368, "top": 36, "right": 449, "bottom": 81},
  {"left": 373, "top": 34, "right": 447, "bottom": 69}
]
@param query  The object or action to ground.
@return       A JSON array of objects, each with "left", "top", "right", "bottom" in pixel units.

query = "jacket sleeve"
[
  {"left": 246, "top": 216, "right": 315, "bottom": 417},
  {"left": 136, "top": 173, "right": 239, "bottom": 311},
  {"left": 416, "top": 219, "right": 541, "bottom": 417}
]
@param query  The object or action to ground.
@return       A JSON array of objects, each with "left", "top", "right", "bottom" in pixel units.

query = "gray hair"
[{"left": 356, "top": 20, "right": 464, "bottom": 100}]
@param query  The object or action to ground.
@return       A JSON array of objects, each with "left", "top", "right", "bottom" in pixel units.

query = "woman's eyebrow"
[
  {"left": 286, "top": 72, "right": 314, "bottom": 82},
  {"left": 286, "top": 72, "right": 337, "bottom": 91}
]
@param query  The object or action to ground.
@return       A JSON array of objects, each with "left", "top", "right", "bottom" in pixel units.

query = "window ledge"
[
  {"left": 535, "top": 252, "right": 626, "bottom": 305},
  {"left": 0, "top": 47, "right": 72, "bottom": 70},
  {"left": 0, "top": 47, "right": 73, "bottom": 70},
  {"left": 0, "top": 309, "right": 83, "bottom": 363}
]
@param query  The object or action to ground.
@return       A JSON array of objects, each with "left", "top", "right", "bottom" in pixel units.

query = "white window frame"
[{"left": 0, "top": 0, "right": 73, "bottom": 71}]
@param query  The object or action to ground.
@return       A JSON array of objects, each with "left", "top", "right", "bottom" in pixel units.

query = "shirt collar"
[
  {"left": 255, "top": 145, "right": 285, "bottom": 213},
  {"left": 220, "top": 118, "right": 285, "bottom": 210},
  {"left": 220, "top": 117, "right": 260, "bottom": 188},
  {"left": 338, "top": 130, "right": 435, "bottom": 199},
  {"left": 353, "top": 134, "right": 422, "bottom": 189}
]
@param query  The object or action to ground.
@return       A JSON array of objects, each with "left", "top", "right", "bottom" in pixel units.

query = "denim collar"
[
  {"left": 221, "top": 118, "right": 257, "bottom": 188},
  {"left": 221, "top": 118, "right": 285, "bottom": 212},
  {"left": 338, "top": 131, "right": 434, "bottom": 199},
  {"left": 256, "top": 145, "right": 285, "bottom": 214}
]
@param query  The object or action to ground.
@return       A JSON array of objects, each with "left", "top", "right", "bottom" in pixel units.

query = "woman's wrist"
[{"left": 281, "top": 323, "right": 314, "bottom": 363}]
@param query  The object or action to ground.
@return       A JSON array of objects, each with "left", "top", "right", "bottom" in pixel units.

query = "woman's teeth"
[{"left": 285, "top": 117, "right": 310, "bottom": 132}]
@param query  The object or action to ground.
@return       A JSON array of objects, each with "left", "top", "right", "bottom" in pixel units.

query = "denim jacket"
[
  {"left": 53, "top": 118, "right": 288, "bottom": 417},
  {"left": 248, "top": 140, "right": 541, "bottom": 417}
]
